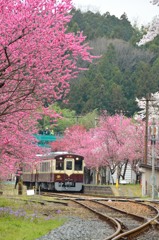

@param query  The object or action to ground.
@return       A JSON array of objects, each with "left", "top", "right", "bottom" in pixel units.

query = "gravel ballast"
[{"left": 36, "top": 216, "right": 112, "bottom": 240}]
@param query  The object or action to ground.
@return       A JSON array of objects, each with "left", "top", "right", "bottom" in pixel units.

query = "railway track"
[
  {"left": 98, "top": 200, "right": 159, "bottom": 239},
  {"left": 142, "top": 201, "right": 159, "bottom": 224},
  {"left": 41, "top": 192, "right": 159, "bottom": 239},
  {"left": 73, "top": 199, "right": 158, "bottom": 239}
]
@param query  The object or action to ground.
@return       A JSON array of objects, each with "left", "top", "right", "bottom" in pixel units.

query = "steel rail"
[
  {"left": 72, "top": 199, "right": 122, "bottom": 240},
  {"left": 112, "top": 207, "right": 159, "bottom": 240},
  {"left": 41, "top": 192, "right": 159, "bottom": 239},
  {"left": 94, "top": 200, "right": 148, "bottom": 222},
  {"left": 77, "top": 199, "right": 159, "bottom": 240}
]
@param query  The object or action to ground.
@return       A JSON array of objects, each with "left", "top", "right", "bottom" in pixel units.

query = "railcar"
[{"left": 22, "top": 152, "right": 84, "bottom": 192}]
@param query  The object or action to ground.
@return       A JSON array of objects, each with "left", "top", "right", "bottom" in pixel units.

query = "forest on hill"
[{"left": 57, "top": 9, "right": 159, "bottom": 118}]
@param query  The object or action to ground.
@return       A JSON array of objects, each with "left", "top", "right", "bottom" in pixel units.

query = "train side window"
[
  {"left": 66, "top": 161, "right": 72, "bottom": 170},
  {"left": 56, "top": 160, "right": 64, "bottom": 170},
  {"left": 75, "top": 159, "right": 82, "bottom": 170},
  {"left": 46, "top": 162, "right": 51, "bottom": 172},
  {"left": 40, "top": 162, "right": 50, "bottom": 172}
]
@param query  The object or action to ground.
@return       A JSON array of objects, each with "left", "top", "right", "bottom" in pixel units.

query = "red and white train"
[{"left": 22, "top": 152, "right": 84, "bottom": 192}]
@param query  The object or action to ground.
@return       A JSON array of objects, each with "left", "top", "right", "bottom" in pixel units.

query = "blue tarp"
[
  {"left": 34, "top": 134, "right": 56, "bottom": 142},
  {"left": 34, "top": 134, "right": 57, "bottom": 148}
]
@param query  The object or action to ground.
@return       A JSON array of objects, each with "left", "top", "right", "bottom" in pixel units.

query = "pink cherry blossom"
[{"left": 0, "top": 0, "right": 94, "bottom": 178}]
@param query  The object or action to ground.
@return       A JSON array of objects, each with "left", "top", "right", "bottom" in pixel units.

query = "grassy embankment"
[
  {"left": 0, "top": 183, "right": 67, "bottom": 240},
  {"left": 111, "top": 183, "right": 142, "bottom": 198}
]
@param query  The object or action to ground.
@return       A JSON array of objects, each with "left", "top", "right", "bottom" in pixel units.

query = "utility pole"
[
  {"left": 144, "top": 95, "right": 149, "bottom": 165},
  {"left": 143, "top": 93, "right": 156, "bottom": 165},
  {"left": 149, "top": 118, "right": 158, "bottom": 200},
  {"left": 143, "top": 93, "right": 153, "bottom": 165}
]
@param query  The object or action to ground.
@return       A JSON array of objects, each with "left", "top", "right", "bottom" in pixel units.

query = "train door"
[{"left": 65, "top": 158, "right": 74, "bottom": 176}]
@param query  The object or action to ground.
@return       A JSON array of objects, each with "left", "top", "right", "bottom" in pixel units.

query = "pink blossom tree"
[
  {"left": 51, "top": 114, "right": 145, "bottom": 184},
  {"left": 51, "top": 125, "right": 88, "bottom": 152},
  {"left": 92, "top": 114, "right": 144, "bottom": 183},
  {"left": 138, "top": 0, "right": 159, "bottom": 45},
  {"left": 0, "top": 0, "right": 94, "bottom": 178},
  {"left": 51, "top": 125, "right": 103, "bottom": 183}
]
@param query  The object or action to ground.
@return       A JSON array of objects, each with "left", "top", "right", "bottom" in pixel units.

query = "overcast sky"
[{"left": 72, "top": 0, "right": 159, "bottom": 26}]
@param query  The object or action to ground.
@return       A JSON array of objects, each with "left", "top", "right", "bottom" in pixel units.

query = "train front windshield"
[
  {"left": 75, "top": 158, "right": 82, "bottom": 170},
  {"left": 55, "top": 155, "right": 84, "bottom": 172},
  {"left": 56, "top": 160, "right": 64, "bottom": 170}
]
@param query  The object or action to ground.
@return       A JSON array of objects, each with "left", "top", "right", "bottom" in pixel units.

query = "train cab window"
[
  {"left": 66, "top": 161, "right": 72, "bottom": 170},
  {"left": 75, "top": 159, "right": 82, "bottom": 171},
  {"left": 56, "top": 160, "right": 64, "bottom": 170}
]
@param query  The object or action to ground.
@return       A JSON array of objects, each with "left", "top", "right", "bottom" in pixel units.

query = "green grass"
[
  {"left": 0, "top": 216, "right": 64, "bottom": 240},
  {"left": 0, "top": 197, "right": 66, "bottom": 240}
]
